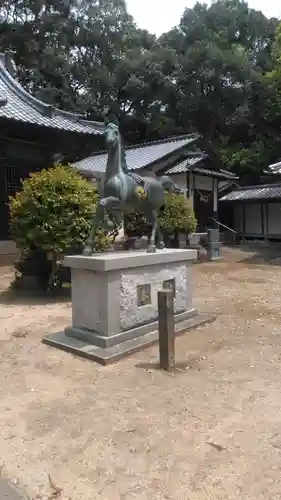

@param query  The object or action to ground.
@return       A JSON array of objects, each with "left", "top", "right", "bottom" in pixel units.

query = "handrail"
[{"left": 209, "top": 218, "right": 236, "bottom": 234}]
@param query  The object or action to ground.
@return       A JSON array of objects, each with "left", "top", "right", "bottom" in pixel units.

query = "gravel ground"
[{"left": 1, "top": 246, "right": 281, "bottom": 499}]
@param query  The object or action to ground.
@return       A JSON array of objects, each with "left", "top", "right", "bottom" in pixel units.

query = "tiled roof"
[
  {"left": 166, "top": 156, "right": 237, "bottom": 180},
  {"left": 0, "top": 53, "right": 104, "bottom": 135},
  {"left": 73, "top": 134, "right": 200, "bottom": 174},
  {"left": 165, "top": 155, "right": 208, "bottom": 173},
  {"left": 220, "top": 183, "right": 281, "bottom": 202},
  {"left": 192, "top": 167, "right": 237, "bottom": 179},
  {"left": 268, "top": 160, "right": 281, "bottom": 173},
  {"left": 0, "top": 96, "right": 7, "bottom": 107}
]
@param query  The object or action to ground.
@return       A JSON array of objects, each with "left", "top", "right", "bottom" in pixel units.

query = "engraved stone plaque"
[
  {"left": 137, "top": 283, "right": 151, "bottom": 306},
  {"left": 163, "top": 278, "right": 176, "bottom": 298}
]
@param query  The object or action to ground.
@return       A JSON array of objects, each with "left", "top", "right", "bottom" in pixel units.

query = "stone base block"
[
  {"left": 43, "top": 312, "right": 216, "bottom": 365},
  {"left": 65, "top": 307, "right": 197, "bottom": 348},
  {"left": 42, "top": 248, "right": 211, "bottom": 364}
]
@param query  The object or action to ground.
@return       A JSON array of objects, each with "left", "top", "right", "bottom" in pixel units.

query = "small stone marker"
[
  {"left": 163, "top": 278, "right": 176, "bottom": 298},
  {"left": 158, "top": 289, "right": 175, "bottom": 370}
]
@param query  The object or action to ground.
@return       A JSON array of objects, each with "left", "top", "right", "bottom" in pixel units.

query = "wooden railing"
[{"left": 209, "top": 218, "right": 237, "bottom": 245}]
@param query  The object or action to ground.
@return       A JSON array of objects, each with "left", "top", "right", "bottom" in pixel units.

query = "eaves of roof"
[
  {"left": 0, "top": 52, "right": 104, "bottom": 135},
  {"left": 220, "top": 183, "right": 281, "bottom": 202}
]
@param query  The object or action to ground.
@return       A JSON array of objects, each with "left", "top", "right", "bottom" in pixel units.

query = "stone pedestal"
[
  {"left": 206, "top": 229, "right": 222, "bottom": 261},
  {"left": 42, "top": 249, "right": 215, "bottom": 364}
]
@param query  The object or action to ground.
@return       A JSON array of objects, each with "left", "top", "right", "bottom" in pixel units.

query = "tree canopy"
[{"left": 1, "top": 0, "right": 281, "bottom": 182}]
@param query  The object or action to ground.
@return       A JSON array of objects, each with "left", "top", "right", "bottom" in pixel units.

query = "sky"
[{"left": 126, "top": 0, "right": 281, "bottom": 36}]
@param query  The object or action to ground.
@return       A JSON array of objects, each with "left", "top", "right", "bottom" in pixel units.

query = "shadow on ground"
[
  {"left": 0, "top": 286, "right": 71, "bottom": 306},
  {"left": 135, "top": 357, "right": 203, "bottom": 372},
  {"left": 223, "top": 243, "right": 281, "bottom": 266}
]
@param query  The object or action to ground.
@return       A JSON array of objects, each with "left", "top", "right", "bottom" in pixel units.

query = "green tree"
[
  {"left": 159, "top": 0, "right": 277, "bottom": 141},
  {"left": 9, "top": 165, "right": 112, "bottom": 288},
  {"left": 221, "top": 20, "right": 281, "bottom": 182},
  {"left": 0, "top": 0, "right": 78, "bottom": 109},
  {"left": 1, "top": 0, "right": 280, "bottom": 181}
]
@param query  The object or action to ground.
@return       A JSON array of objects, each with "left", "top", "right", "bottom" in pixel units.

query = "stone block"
[
  {"left": 207, "top": 228, "right": 219, "bottom": 243},
  {"left": 42, "top": 248, "right": 213, "bottom": 364},
  {"left": 207, "top": 241, "right": 222, "bottom": 261}
]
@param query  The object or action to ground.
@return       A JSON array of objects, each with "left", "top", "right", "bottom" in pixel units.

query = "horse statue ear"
[
  {"left": 104, "top": 115, "right": 110, "bottom": 127},
  {"left": 4, "top": 50, "right": 17, "bottom": 77},
  {"left": 103, "top": 105, "right": 120, "bottom": 126}
]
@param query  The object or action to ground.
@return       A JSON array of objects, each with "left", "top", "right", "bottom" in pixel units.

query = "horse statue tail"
[{"left": 159, "top": 175, "right": 183, "bottom": 195}]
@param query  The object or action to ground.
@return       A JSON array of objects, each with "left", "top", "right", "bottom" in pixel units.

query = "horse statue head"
[{"left": 104, "top": 122, "right": 120, "bottom": 151}]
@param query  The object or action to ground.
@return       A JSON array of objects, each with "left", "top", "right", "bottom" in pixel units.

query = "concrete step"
[{"left": 0, "top": 479, "right": 27, "bottom": 499}]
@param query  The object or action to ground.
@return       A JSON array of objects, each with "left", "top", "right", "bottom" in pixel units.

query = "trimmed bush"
[
  {"left": 159, "top": 193, "right": 197, "bottom": 235},
  {"left": 9, "top": 165, "right": 113, "bottom": 288},
  {"left": 125, "top": 193, "right": 197, "bottom": 240}
]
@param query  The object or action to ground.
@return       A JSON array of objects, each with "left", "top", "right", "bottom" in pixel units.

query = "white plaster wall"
[
  {"left": 233, "top": 203, "right": 281, "bottom": 238},
  {"left": 233, "top": 205, "right": 243, "bottom": 233},
  {"left": 166, "top": 173, "right": 213, "bottom": 192},
  {"left": 268, "top": 203, "right": 281, "bottom": 235},
  {"left": 138, "top": 168, "right": 156, "bottom": 178},
  {"left": 245, "top": 204, "right": 262, "bottom": 235},
  {"left": 167, "top": 173, "right": 187, "bottom": 192},
  {"left": 194, "top": 175, "right": 213, "bottom": 191}
]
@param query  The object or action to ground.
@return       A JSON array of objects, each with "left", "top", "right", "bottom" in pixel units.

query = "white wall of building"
[
  {"left": 268, "top": 203, "right": 281, "bottom": 235},
  {"left": 163, "top": 173, "right": 213, "bottom": 192},
  {"left": 233, "top": 205, "right": 243, "bottom": 233},
  {"left": 233, "top": 202, "right": 281, "bottom": 238},
  {"left": 245, "top": 204, "right": 262, "bottom": 235}
]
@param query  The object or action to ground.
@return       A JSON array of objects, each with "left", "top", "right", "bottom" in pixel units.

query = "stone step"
[
  {"left": 42, "top": 312, "right": 216, "bottom": 366},
  {"left": 0, "top": 479, "right": 28, "bottom": 500}
]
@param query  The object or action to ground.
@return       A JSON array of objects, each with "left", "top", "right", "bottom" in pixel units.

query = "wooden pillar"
[
  {"left": 184, "top": 161, "right": 190, "bottom": 200},
  {"left": 158, "top": 289, "right": 175, "bottom": 371},
  {"left": 0, "top": 166, "right": 9, "bottom": 240},
  {"left": 188, "top": 170, "right": 194, "bottom": 211},
  {"left": 261, "top": 203, "right": 265, "bottom": 240},
  {"left": 265, "top": 203, "right": 269, "bottom": 240},
  {"left": 211, "top": 177, "right": 218, "bottom": 229},
  {"left": 213, "top": 178, "right": 218, "bottom": 214},
  {"left": 242, "top": 204, "right": 246, "bottom": 243}
]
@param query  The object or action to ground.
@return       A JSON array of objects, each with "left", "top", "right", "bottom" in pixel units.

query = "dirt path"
[{"left": 1, "top": 247, "right": 281, "bottom": 499}]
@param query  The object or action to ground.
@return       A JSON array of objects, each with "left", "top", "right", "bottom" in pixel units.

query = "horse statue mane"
[{"left": 121, "top": 138, "right": 129, "bottom": 173}]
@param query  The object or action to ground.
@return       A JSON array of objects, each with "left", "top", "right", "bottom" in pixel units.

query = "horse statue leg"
[
  {"left": 83, "top": 196, "right": 121, "bottom": 256},
  {"left": 83, "top": 204, "right": 104, "bottom": 256},
  {"left": 156, "top": 223, "right": 165, "bottom": 250},
  {"left": 147, "top": 209, "right": 164, "bottom": 253}
]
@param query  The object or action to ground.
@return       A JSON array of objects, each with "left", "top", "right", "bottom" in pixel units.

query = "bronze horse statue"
[{"left": 83, "top": 122, "right": 182, "bottom": 255}]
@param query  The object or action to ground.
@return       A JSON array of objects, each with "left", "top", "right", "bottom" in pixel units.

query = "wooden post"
[
  {"left": 158, "top": 289, "right": 175, "bottom": 370},
  {"left": 213, "top": 178, "right": 218, "bottom": 212},
  {"left": 242, "top": 204, "right": 246, "bottom": 244},
  {"left": 261, "top": 203, "right": 265, "bottom": 240},
  {"left": 265, "top": 203, "right": 269, "bottom": 241},
  {"left": 188, "top": 170, "right": 194, "bottom": 211}
]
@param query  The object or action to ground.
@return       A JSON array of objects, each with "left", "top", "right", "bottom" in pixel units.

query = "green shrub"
[
  {"left": 159, "top": 193, "right": 197, "bottom": 234},
  {"left": 9, "top": 165, "right": 113, "bottom": 288},
  {"left": 125, "top": 193, "right": 197, "bottom": 238}
]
